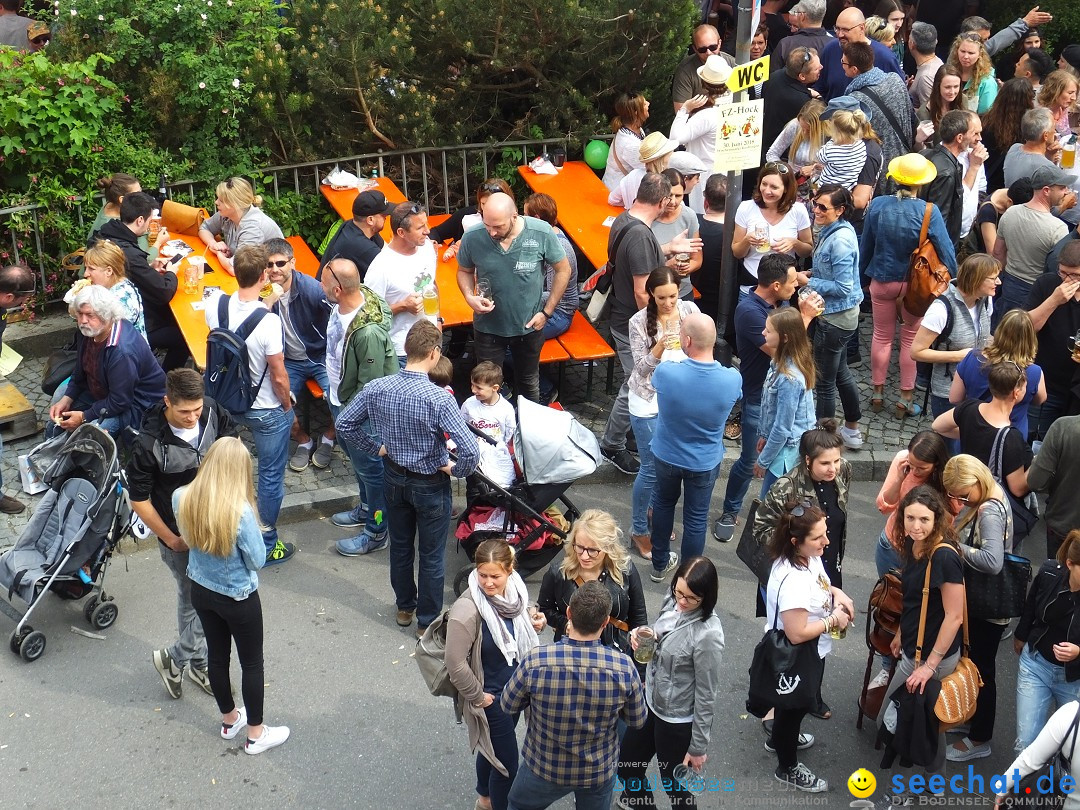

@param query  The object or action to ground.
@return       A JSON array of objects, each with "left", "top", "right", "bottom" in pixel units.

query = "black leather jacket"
[
  {"left": 537, "top": 561, "right": 648, "bottom": 657},
  {"left": 1016, "top": 559, "right": 1080, "bottom": 682}
]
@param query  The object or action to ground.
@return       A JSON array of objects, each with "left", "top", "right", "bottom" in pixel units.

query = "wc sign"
[{"left": 726, "top": 55, "right": 772, "bottom": 94}]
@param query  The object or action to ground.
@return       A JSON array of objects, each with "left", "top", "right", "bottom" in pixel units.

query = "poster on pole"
[{"left": 712, "top": 99, "right": 765, "bottom": 173}]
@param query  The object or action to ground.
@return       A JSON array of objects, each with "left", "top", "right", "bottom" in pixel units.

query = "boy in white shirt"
[{"left": 459, "top": 361, "right": 516, "bottom": 487}]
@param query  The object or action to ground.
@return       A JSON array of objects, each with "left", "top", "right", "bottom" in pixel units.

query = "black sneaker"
[
  {"left": 774, "top": 762, "right": 827, "bottom": 793},
  {"left": 264, "top": 540, "right": 296, "bottom": 566},
  {"left": 602, "top": 447, "right": 640, "bottom": 475}
]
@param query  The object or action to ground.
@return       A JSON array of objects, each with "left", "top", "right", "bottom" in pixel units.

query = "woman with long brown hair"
[
  {"left": 602, "top": 92, "right": 651, "bottom": 191},
  {"left": 980, "top": 77, "right": 1035, "bottom": 190},
  {"left": 917, "top": 65, "right": 966, "bottom": 137},
  {"left": 756, "top": 308, "right": 816, "bottom": 494}
]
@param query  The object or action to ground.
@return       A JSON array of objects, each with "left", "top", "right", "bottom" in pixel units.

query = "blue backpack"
[{"left": 204, "top": 295, "right": 269, "bottom": 415}]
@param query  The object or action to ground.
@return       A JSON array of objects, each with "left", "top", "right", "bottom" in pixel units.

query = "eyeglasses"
[
  {"left": 673, "top": 588, "right": 702, "bottom": 605},
  {"left": 694, "top": 43, "right": 720, "bottom": 54},
  {"left": 763, "top": 161, "right": 791, "bottom": 175},
  {"left": 266, "top": 259, "right": 291, "bottom": 269},
  {"left": 573, "top": 544, "right": 602, "bottom": 559},
  {"left": 840, "top": 60, "right": 852, "bottom": 68},
  {"left": 1060, "top": 268, "right": 1080, "bottom": 282},
  {"left": 834, "top": 22, "right": 864, "bottom": 35},
  {"left": 325, "top": 255, "right": 345, "bottom": 290},
  {"left": 947, "top": 492, "right": 971, "bottom": 505}
]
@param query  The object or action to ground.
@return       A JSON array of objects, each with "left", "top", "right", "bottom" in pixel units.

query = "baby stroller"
[
  {"left": 0, "top": 424, "right": 130, "bottom": 662},
  {"left": 452, "top": 397, "right": 601, "bottom": 596}
]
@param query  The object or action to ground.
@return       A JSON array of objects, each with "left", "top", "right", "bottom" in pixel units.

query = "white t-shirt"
[
  {"left": 734, "top": 200, "right": 811, "bottom": 283},
  {"left": 169, "top": 422, "right": 200, "bottom": 447},
  {"left": 324, "top": 304, "right": 356, "bottom": 407},
  {"left": 364, "top": 241, "right": 438, "bottom": 355},
  {"left": 922, "top": 297, "right": 992, "bottom": 347},
  {"left": 205, "top": 293, "right": 284, "bottom": 410},
  {"left": 460, "top": 394, "right": 517, "bottom": 487},
  {"left": 765, "top": 555, "right": 833, "bottom": 658}
]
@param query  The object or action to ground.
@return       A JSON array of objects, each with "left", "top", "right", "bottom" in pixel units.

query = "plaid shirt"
[
  {"left": 337, "top": 369, "right": 480, "bottom": 477},
  {"left": 500, "top": 637, "right": 646, "bottom": 788}
]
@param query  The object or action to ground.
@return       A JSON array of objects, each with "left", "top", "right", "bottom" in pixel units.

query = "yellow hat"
[{"left": 886, "top": 153, "right": 937, "bottom": 187}]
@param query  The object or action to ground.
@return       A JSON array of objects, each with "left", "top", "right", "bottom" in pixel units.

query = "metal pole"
[{"left": 716, "top": 0, "right": 756, "bottom": 365}]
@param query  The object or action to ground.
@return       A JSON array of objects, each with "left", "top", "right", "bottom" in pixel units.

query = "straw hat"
[
  {"left": 886, "top": 153, "right": 937, "bottom": 187},
  {"left": 639, "top": 132, "right": 679, "bottom": 164},
  {"left": 696, "top": 55, "right": 734, "bottom": 86}
]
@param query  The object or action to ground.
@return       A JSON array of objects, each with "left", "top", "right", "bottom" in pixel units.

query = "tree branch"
[{"left": 350, "top": 61, "right": 396, "bottom": 150}]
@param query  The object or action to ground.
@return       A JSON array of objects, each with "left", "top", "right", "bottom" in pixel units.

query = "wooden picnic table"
[
  {"left": 166, "top": 233, "right": 236, "bottom": 369},
  {"left": 320, "top": 180, "right": 474, "bottom": 329},
  {"left": 517, "top": 161, "right": 623, "bottom": 272}
]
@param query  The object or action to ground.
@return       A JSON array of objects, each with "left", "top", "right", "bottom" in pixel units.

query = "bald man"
[
  {"left": 457, "top": 192, "right": 572, "bottom": 403},
  {"left": 645, "top": 313, "right": 741, "bottom": 583},
  {"left": 816, "top": 7, "right": 904, "bottom": 101},
  {"left": 671, "top": 24, "right": 736, "bottom": 113}
]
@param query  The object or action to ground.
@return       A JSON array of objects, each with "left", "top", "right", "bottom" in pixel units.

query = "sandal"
[
  {"left": 894, "top": 399, "right": 923, "bottom": 420},
  {"left": 870, "top": 394, "right": 884, "bottom": 413},
  {"left": 809, "top": 702, "right": 832, "bottom": 720},
  {"left": 631, "top": 534, "right": 652, "bottom": 561}
]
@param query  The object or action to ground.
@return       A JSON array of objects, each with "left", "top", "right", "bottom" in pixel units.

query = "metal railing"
[{"left": 1, "top": 136, "right": 574, "bottom": 297}]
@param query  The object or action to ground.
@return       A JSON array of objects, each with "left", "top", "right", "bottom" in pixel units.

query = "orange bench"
[
  {"left": 555, "top": 311, "right": 617, "bottom": 400},
  {"left": 287, "top": 235, "right": 321, "bottom": 278}
]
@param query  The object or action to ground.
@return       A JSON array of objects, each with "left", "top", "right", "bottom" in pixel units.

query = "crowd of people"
[{"left": 6, "top": 1, "right": 1080, "bottom": 806}]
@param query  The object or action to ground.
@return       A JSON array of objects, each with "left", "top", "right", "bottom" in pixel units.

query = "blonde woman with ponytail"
[{"left": 198, "top": 176, "right": 284, "bottom": 274}]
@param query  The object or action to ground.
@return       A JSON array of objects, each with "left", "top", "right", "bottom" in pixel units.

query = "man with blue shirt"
[
  {"left": 336, "top": 320, "right": 480, "bottom": 636},
  {"left": 457, "top": 192, "right": 573, "bottom": 403},
  {"left": 647, "top": 314, "right": 741, "bottom": 582},
  {"left": 816, "top": 7, "right": 904, "bottom": 101}
]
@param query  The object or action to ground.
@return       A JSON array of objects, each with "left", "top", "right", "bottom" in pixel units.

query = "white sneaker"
[
  {"left": 246, "top": 724, "right": 290, "bottom": 755},
  {"left": 869, "top": 668, "right": 891, "bottom": 690},
  {"left": 839, "top": 425, "right": 864, "bottom": 450},
  {"left": 220, "top": 705, "right": 247, "bottom": 740}
]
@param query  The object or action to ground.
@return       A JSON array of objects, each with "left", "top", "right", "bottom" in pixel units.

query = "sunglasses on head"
[
  {"left": 324, "top": 255, "right": 345, "bottom": 289},
  {"left": 479, "top": 183, "right": 503, "bottom": 195},
  {"left": 695, "top": 43, "right": 720, "bottom": 54},
  {"left": 790, "top": 499, "right": 814, "bottom": 518},
  {"left": 763, "top": 161, "right": 791, "bottom": 175}
]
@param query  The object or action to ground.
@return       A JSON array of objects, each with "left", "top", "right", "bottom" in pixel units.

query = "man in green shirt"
[{"left": 456, "top": 193, "right": 572, "bottom": 402}]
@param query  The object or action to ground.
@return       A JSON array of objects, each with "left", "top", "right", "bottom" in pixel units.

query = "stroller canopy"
[{"left": 513, "top": 397, "right": 600, "bottom": 485}]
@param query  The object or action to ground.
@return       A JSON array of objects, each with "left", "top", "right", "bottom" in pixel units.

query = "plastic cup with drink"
[
  {"left": 752, "top": 224, "right": 771, "bottom": 254},
  {"left": 475, "top": 279, "right": 492, "bottom": 305},
  {"left": 422, "top": 285, "right": 440, "bottom": 317},
  {"left": 663, "top": 319, "right": 682, "bottom": 351},
  {"left": 633, "top": 626, "right": 656, "bottom": 664},
  {"left": 184, "top": 255, "right": 206, "bottom": 295},
  {"left": 1063, "top": 136, "right": 1077, "bottom": 170},
  {"left": 798, "top": 285, "right": 825, "bottom": 316},
  {"left": 148, "top": 209, "right": 162, "bottom": 241},
  {"left": 672, "top": 764, "right": 707, "bottom": 796}
]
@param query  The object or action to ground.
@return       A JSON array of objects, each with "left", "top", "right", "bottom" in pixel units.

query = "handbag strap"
[
  {"left": 988, "top": 425, "right": 1011, "bottom": 481},
  {"left": 771, "top": 573, "right": 792, "bottom": 632},
  {"left": 1065, "top": 704, "right": 1080, "bottom": 762},
  {"left": 918, "top": 202, "right": 933, "bottom": 245},
  {"left": 611, "top": 132, "right": 632, "bottom": 176},
  {"left": 913, "top": 542, "right": 969, "bottom": 664}
]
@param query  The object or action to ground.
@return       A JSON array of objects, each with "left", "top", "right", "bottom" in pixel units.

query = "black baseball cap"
[{"left": 352, "top": 190, "right": 394, "bottom": 218}]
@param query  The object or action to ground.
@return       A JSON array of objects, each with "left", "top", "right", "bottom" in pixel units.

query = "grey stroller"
[{"left": 0, "top": 424, "right": 130, "bottom": 662}]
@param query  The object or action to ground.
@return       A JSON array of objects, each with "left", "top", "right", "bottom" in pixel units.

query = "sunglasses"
[
  {"left": 947, "top": 492, "right": 971, "bottom": 505},
  {"left": 763, "top": 161, "right": 791, "bottom": 175},
  {"left": 790, "top": 499, "right": 814, "bottom": 518},
  {"left": 695, "top": 43, "right": 720, "bottom": 54},
  {"left": 573, "top": 544, "right": 602, "bottom": 559},
  {"left": 479, "top": 183, "right": 504, "bottom": 195},
  {"left": 324, "top": 255, "right": 345, "bottom": 289},
  {"left": 812, "top": 202, "right": 835, "bottom": 212},
  {"left": 266, "top": 259, "right": 291, "bottom": 269}
]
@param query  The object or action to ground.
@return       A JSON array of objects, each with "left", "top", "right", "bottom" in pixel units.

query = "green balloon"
[{"left": 584, "top": 140, "right": 609, "bottom": 170}]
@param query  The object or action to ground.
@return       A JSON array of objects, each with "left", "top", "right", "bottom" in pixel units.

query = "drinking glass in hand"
[
  {"left": 475, "top": 279, "right": 492, "bottom": 303},
  {"left": 633, "top": 627, "right": 656, "bottom": 664}
]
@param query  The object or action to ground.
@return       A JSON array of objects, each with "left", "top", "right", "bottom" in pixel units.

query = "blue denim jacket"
[
  {"left": 810, "top": 219, "right": 863, "bottom": 314},
  {"left": 174, "top": 490, "right": 266, "bottom": 599},
  {"left": 758, "top": 362, "right": 816, "bottom": 469},
  {"left": 859, "top": 195, "right": 957, "bottom": 283}
]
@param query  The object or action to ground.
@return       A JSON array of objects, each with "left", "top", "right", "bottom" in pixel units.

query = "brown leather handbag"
[
  {"left": 161, "top": 199, "right": 210, "bottom": 236},
  {"left": 914, "top": 543, "right": 982, "bottom": 731},
  {"left": 903, "top": 202, "right": 951, "bottom": 318}
]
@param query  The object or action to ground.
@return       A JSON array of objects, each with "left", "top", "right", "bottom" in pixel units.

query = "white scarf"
[{"left": 469, "top": 569, "right": 539, "bottom": 667}]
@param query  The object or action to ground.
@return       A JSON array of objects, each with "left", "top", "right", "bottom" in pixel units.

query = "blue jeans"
[
  {"left": 234, "top": 405, "right": 292, "bottom": 550},
  {"left": 993, "top": 272, "right": 1032, "bottom": 330},
  {"left": 478, "top": 700, "right": 519, "bottom": 810},
  {"left": 384, "top": 463, "right": 452, "bottom": 628},
  {"left": 284, "top": 356, "right": 330, "bottom": 396},
  {"left": 507, "top": 765, "right": 616, "bottom": 810},
  {"left": 722, "top": 396, "right": 760, "bottom": 516},
  {"left": 650, "top": 457, "right": 722, "bottom": 572},
  {"left": 628, "top": 414, "right": 657, "bottom": 537},
  {"left": 813, "top": 318, "right": 862, "bottom": 423},
  {"left": 329, "top": 402, "right": 387, "bottom": 536},
  {"left": 1015, "top": 646, "right": 1080, "bottom": 752}
]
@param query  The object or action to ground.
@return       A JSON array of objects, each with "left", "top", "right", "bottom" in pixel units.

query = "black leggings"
[
  {"left": 190, "top": 581, "right": 265, "bottom": 726},
  {"left": 769, "top": 653, "right": 825, "bottom": 770},
  {"left": 618, "top": 708, "right": 695, "bottom": 808},
  {"left": 968, "top": 617, "right": 1007, "bottom": 743}
]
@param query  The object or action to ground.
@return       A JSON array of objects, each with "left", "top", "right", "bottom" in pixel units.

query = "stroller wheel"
[
  {"left": 83, "top": 595, "right": 100, "bottom": 624},
  {"left": 453, "top": 566, "right": 473, "bottom": 598},
  {"left": 90, "top": 599, "right": 118, "bottom": 630},
  {"left": 18, "top": 630, "right": 46, "bottom": 662},
  {"left": 8, "top": 628, "right": 28, "bottom": 655}
]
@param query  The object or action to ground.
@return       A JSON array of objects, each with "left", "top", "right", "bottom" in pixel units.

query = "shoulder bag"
[
  {"left": 914, "top": 543, "right": 982, "bottom": 730},
  {"left": 866, "top": 568, "right": 904, "bottom": 657},
  {"left": 902, "top": 202, "right": 952, "bottom": 318},
  {"left": 584, "top": 219, "right": 648, "bottom": 323},
  {"left": 735, "top": 499, "right": 772, "bottom": 587},
  {"left": 1004, "top": 703, "right": 1080, "bottom": 809},
  {"left": 988, "top": 425, "right": 1040, "bottom": 544},
  {"left": 746, "top": 573, "right": 824, "bottom": 717},
  {"left": 961, "top": 499, "right": 1032, "bottom": 621}
]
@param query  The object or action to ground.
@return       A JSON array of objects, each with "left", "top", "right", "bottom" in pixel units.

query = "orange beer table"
[
  {"left": 517, "top": 161, "right": 623, "bottom": 271},
  {"left": 166, "top": 233, "right": 236, "bottom": 369},
  {"left": 319, "top": 178, "right": 406, "bottom": 243}
]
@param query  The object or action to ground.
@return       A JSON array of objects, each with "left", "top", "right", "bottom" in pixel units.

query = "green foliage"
[
  {"left": 0, "top": 50, "right": 122, "bottom": 188},
  {"left": 50, "top": 0, "right": 289, "bottom": 172},
  {"left": 256, "top": 185, "right": 337, "bottom": 248}
]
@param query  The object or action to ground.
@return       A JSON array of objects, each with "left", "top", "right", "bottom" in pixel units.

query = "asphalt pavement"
[{"left": 0, "top": 476, "right": 1017, "bottom": 809}]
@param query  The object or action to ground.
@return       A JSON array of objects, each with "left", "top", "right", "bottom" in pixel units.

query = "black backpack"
[{"left": 204, "top": 295, "right": 270, "bottom": 415}]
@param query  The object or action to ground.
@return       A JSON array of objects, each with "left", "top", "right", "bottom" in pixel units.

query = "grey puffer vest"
[{"left": 929, "top": 284, "right": 991, "bottom": 399}]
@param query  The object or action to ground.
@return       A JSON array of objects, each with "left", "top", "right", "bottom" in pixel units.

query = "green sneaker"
[{"left": 264, "top": 540, "right": 296, "bottom": 566}]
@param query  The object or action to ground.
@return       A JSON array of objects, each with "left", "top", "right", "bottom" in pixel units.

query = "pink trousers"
[{"left": 869, "top": 279, "right": 922, "bottom": 391}]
